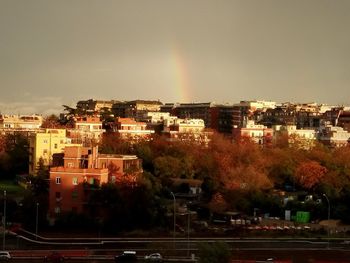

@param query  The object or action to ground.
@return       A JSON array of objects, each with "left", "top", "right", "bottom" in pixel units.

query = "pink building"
[{"left": 49, "top": 146, "right": 142, "bottom": 221}]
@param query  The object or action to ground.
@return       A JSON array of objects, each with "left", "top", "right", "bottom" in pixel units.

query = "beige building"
[
  {"left": 319, "top": 125, "right": 350, "bottom": 147},
  {"left": 113, "top": 117, "right": 154, "bottom": 140},
  {"left": 0, "top": 114, "right": 43, "bottom": 130},
  {"left": 67, "top": 116, "right": 105, "bottom": 146},
  {"left": 274, "top": 125, "right": 317, "bottom": 149}
]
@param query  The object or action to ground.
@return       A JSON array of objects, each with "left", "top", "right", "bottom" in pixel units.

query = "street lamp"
[
  {"left": 35, "top": 203, "right": 39, "bottom": 240},
  {"left": 323, "top": 193, "right": 330, "bottom": 248},
  {"left": 170, "top": 191, "right": 176, "bottom": 248},
  {"left": 2, "top": 190, "right": 6, "bottom": 250}
]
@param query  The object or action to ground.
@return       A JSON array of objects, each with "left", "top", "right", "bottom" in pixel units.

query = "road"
[{"left": 4, "top": 229, "right": 350, "bottom": 262}]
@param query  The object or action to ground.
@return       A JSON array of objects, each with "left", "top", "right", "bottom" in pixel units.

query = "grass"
[{"left": 0, "top": 180, "right": 26, "bottom": 196}]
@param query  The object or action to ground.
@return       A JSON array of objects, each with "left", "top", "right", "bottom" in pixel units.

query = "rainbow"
[{"left": 171, "top": 47, "right": 191, "bottom": 103}]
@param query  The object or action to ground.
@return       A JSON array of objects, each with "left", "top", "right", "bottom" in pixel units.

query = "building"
[
  {"left": 163, "top": 117, "right": 212, "bottom": 145},
  {"left": 165, "top": 102, "right": 218, "bottom": 129},
  {"left": 0, "top": 114, "right": 43, "bottom": 130},
  {"left": 49, "top": 146, "right": 108, "bottom": 219},
  {"left": 49, "top": 146, "right": 142, "bottom": 221},
  {"left": 28, "top": 128, "right": 81, "bottom": 175},
  {"left": 318, "top": 125, "right": 350, "bottom": 147},
  {"left": 112, "top": 117, "right": 154, "bottom": 140},
  {"left": 233, "top": 120, "right": 273, "bottom": 145},
  {"left": 67, "top": 116, "right": 105, "bottom": 146},
  {"left": 112, "top": 100, "right": 162, "bottom": 120},
  {"left": 76, "top": 99, "right": 117, "bottom": 114},
  {"left": 274, "top": 125, "right": 317, "bottom": 149}
]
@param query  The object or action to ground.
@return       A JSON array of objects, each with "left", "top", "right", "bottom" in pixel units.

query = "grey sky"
[{"left": 1, "top": 0, "right": 350, "bottom": 114}]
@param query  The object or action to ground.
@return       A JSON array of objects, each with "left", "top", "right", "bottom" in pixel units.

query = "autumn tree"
[
  {"left": 99, "top": 132, "right": 133, "bottom": 154},
  {"left": 41, "top": 114, "right": 62, "bottom": 128},
  {"left": 294, "top": 160, "right": 327, "bottom": 190}
]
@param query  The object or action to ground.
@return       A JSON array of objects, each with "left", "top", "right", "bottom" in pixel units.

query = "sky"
[{"left": 1, "top": 0, "right": 350, "bottom": 115}]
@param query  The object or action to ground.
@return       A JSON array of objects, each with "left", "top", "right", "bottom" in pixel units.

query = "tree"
[
  {"left": 99, "top": 132, "right": 133, "bottom": 154},
  {"left": 294, "top": 160, "right": 327, "bottom": 190},
  {"left": 41, "top": 114, "right": 62, "bottom": 128},
  {"left": 0, "top": 133, "right": 29, "bottom": 179}
]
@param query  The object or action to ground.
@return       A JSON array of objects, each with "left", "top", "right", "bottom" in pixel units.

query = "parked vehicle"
[
  {"left": 44, "top": 251, "right": 64, "bottom": 262},
  {"left": 144, "top": 253, "right": 162, "bottom": 262},
  {"left": 115, "top": 251, "right": 137, "bottom": 262},
  {"left": 0, "top": 251, "right": 11, "bottom": 261}
]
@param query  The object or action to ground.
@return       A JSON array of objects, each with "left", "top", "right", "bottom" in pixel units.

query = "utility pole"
[
  {"left": 170, "top": 192, "right": 176, "bottom": 248},
  {"left": 323, "top": 193, "right": 330, "bottom": 249},
  {"left": 35, "top": 203, "right": 39, "bottom": 240},
  {"left": 3, "top": 190, "right": 6, "bottom": 250}
]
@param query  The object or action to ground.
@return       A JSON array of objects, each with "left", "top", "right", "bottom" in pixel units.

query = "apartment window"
[
  {"left": 56, "top": 177, "right": 61, "bottom": 184},
  {"left": 54, "top": 207, "right": 61, "bottom": 214},
  {"left": 67, "top": 162, "right": 74, "bottom": 168},
  {"left": 43, "top": 139, "right": 48, "bottom": 143},
  {"left": 54, "top": 143, "right": 58, "bottom": 149},
  {"left": 72, "top": 190, "right": 78, "bottom": 199},
  {"left": 72, "top": 177, "right": 78, "bottom": 185}
]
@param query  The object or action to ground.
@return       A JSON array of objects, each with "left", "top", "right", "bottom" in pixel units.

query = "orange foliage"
[{"left": 295, "top": 160, "right": 327, "bottom": 189}]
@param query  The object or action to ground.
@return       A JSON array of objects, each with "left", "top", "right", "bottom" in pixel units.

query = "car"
[
  {"left": 144, "top": 253, "right": 163, "bottom": 262},
  {"left": 0, "top": 251, "right": 11, "bottom": 261},
  {"left": 115, "top": 251, "right": 137, "bottom": 262},
  {"left": 44, "top": 251, "right": 65, "bottom": 262}
]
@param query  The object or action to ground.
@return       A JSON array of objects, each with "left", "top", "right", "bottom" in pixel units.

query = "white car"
[
  {"left": 144, "top": 253, "right": 163, "bottom": 262},
  {"left": 0, "top": 251, "right": 11, "bottom": 260}
]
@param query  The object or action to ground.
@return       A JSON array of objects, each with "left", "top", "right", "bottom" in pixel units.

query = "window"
[
  {"left": 54, "top": 207, "right": 61, "bottom": 214},
  {"left": 56, "top": 177, "right": 61, "bottom": 184},
  {"left": 43, "top": 139, "right": 48, "bottom": 143},
  {"left": 68, "top": 162, "right": 74, "bottom": 168},
  {"left": 54, "top": 143, "right": 58, "bottom": 149},
  {"left": 72, "top": 190, "right": 78, "bottom": 199},
  {"left": 72, "top": 177, "right": 78, "bottom": 185}
]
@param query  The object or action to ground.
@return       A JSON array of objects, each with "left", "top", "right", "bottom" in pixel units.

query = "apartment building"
[
  {"left": 319, "top": 125, "right": 350, "bottom": 147},
  {"left": 76, "top": 99, "right": 117, "bottom": 114},
  {"left": 112, "top": 117, "right": 154, "bottom": 140},
  {"left": 162, "top": 117, "right": 212, "bottom": 144},
  {"left": 0, "top": 114, "right": 43, "bottom": 130},
  {"left": 233, "top": 120, "right": 273, "bottom": 145},
  {"left": 274, "top": 125, "right": 317, "bottom": 149},
  {"left": 49, "top": 146, "right": 142, "bottom": 221},
  {"left": 67, "top": 116, "right": 105, "bottom": 146},
  {"left": 112, "top": 100, "right": 162, "bottom": 120}
]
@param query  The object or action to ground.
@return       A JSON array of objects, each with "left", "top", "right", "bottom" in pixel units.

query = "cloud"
[{"left": 0, "top": 96, "right": 66, "bottom": 116}]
